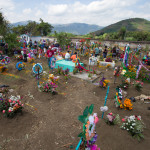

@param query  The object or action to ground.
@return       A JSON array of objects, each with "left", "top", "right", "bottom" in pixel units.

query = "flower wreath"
[
  {"left": 32, "top": 63, "right": 43, "bottom": 74},
  {"left": 16, "top": 62, "right": 25, "bottom": 71},
  {"left": 50, "top": 57, "right": 56, "bottom": 69}
]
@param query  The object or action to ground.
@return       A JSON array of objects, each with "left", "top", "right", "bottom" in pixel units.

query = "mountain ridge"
[
  {"left": 11, "top": 21, "right": 103, "bottom": 35},
  {"left": 94, "top": 18, "right": 150, "bottom": 35}
]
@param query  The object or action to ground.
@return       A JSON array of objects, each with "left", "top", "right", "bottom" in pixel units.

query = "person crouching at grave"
[
  {"left": 71, "top": 52, "right": 77, "bottom": 62},
  {"left": 65, "top": 51, "right": 71, "bottom": 61}
]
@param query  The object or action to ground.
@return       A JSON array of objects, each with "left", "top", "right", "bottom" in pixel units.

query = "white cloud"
[
  {"left": 0, "top": 0, "right": 15, "bottom": 10},
  {"left": 35, "top": 10, "right": 43, "bottom": 17},
  {"left": 1, "top": 0, "right": 150, "bottom": 26},
  {"left": 23, "top": 8, "right": 32, "bottom": 14},
  {"left": 47, "top": 4, "right": 68, "bottom": 15}
]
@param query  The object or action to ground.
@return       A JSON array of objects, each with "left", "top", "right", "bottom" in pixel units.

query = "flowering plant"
[
  {"left": 121, "top": 115, "right": 145, "bottom": 141},
  {"left": 105, "top": 112, "right": 120, "bottom": 125},
  {"left": 99, "top": 77, "right": 110, "bottom": 88},
  {"left": 28, "top": 58, "right": 35, "bottom": 63},
  {"left": 0, "top": 95, "right": 23, "bottom": 118},
  {"left": 48, "top": 74, "right": 59, "bottom": 83},
  {"left": 78, "top": 104, "right": 100, "bottom": 150},
  {"left": 123, "top": 98, "right": 133, "bottom": 110},
  {"left": 106, "top": 64, "right": 111, "bottom": 69},
  {"left": 133, "top": 80, "right": 143, "bottom": 91},
  {"left": 0, "top": 64, "right": 8, "bottom": 73},
  {"left": 105, "top": 58, "right": 112, "bottom": 62},
  {"left": 39, "top": 81, "right": 58, "bottom": 94},
  {"left": 15, "top": 55, "right": 23, "bottom": 60},
  {"left": 56, "top": 66, "right": 63, "bottom": 75},
  {"left": 128, "top": 65, "right": 136, "bottom": 72},
  {"left": 119, "top": 79, "right": 130, "bottom": 90}
]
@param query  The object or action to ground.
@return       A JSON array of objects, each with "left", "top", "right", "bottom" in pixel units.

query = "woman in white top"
[{"left": 65, "top": 51, "right": 70, "bottom": 61}]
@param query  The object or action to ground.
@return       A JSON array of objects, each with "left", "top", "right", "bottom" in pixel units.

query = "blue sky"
[{"left": 0, "top": 0, "right": 150, "bottom": 26}]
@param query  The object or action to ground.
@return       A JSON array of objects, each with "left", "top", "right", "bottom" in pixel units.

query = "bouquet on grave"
[
  {"left": 121, "top": 115, "right": 145, "bottom": 141},
  {"left": 39, "top": 81, "right": 58, "bottom": 95},
  {"left": 0, "top": 95, "right": 23, "bottom": 118},
  {"left": 105, "top": 112, "right": 120, "bottom": 125}
]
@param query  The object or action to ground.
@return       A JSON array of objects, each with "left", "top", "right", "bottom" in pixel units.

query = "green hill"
[{"left": 94, "top": 18, "right": 150, "bottom": 35}]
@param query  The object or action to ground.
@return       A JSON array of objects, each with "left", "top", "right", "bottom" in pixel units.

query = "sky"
[{"left": 0, "top": 0, "right": 150, "bottom": 26}]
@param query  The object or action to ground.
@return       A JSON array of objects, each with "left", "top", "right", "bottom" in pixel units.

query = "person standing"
[
  {"left": 47, "top": 48, "right": 54, "bottom": 69},
  {"left": 94, "top": 47, "right": 100, "bottom": 57},
  {"left": 4, "top": 43, "right": 8, "bottom": 55},
  {"left": 103, "top": 46, "right": 108, "bottom": 58}
]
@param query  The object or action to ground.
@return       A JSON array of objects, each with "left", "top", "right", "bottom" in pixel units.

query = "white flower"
[
  {"left": 100, "top": 106, "right": 108, "bottom": 112},
  {"left": 124, "top": 127, "right": 126, "bottom": 129},
  {"left": 132, "top": 123, "right": 136, "bottom": 126},
  {"left": 138, "top": 116, "right": 141, "bottom": 120},
  {"left": 89, "top": 116, "right": 94, "bottom": 124},
  {"left": 127, "top": 129, "right": 129, "bottom": 131}
]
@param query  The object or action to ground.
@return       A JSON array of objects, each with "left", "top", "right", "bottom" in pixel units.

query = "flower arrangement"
[
  {"left": 99, "top": 77, "right": 110, "bottom": 88},
  {"left": 88, "top": 72, "right": 92, "bottom": 78},
  {"left": 106, "top": 64, "right": 111, "bottom": 69},
  {"left": 28, "top": 58, "right": 35, "bottom": 63},
  {"left": 0, "top": 64, "right": 8, "bottom": 73},
  {"left": 77, "top": 104, "right": 100, "bottom": 150},
  {"left": 105, "top": 112, "right": 120, "bottom": 125},
  {"left": 119, "top": 78, "right": 130, "bottom": 90},
  {"left": 0, "top": 95, "right": 23, "bottom": 118},
  {"left": 15, "top": 55, "right": 23, "bottom": 60},
  {"left": 128, "top": 65, "right": 136, "bottom": 73},
  {"left": 121, "top": 115, "right": 145, "bottom": 141},
  {"left": 133, "top": 80, "right": 143, "bottom": 91},
  {"left": 115, "top": 87, "right": 124, "bottom": 109},
  {"left": 56, "top": 66, "right": 63, "bottom": 75},
  {"left": 105, "top": 58, "right": 112, "bottom": 62},
  {"left": 39, "top": 81, "right": 58, "bottom": 94},
  {"left": 114, "top": 67, "right": 122, "bottom": 77},
  {"left": 18, "top": 63, "right": 26, "bottom": 70},
  {"left": 123, "top": 98, "right": 133, "bottom": 110},
  {"left": 48, "top": 74, "right": 59, "bottom": 83}
]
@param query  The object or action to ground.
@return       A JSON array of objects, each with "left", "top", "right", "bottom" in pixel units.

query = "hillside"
[
  {"left": 12, "top": 21, "right": 103, "bottom": 35},
  {"left": 94, "top": 18, "right": 150, "bottom": 35},
  {"left": 52, "top": 23, "right": 103, "bottom": 35}
]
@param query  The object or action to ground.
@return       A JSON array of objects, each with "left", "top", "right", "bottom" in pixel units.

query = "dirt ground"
[{"left": 0, "top": 57, "right": 150, "bottom": 150}]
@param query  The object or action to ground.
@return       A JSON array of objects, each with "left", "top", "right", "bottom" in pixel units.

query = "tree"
[
  {"left": 55, "top": 32, "right": 71, "bottom": 50},
  {"left": 0, "top": 11, "right": 10, "bottom": 37},
  {"left": 4, "top": 33, "right": 21, "bottom": 55},
  {"left": 37, "top": 18, "right": 53, "bottom": 36},
  {"left": 118, "top": 26, "right": 126, "bottom": 40}
]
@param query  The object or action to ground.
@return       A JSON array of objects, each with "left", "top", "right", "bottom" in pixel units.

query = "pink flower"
[
  {"left": 8, "top": 110, "right": 11, "bottom": 112},
  {"left": 122, "top": 118, "right": 125, "bottom": 122},
  {"left": 141, "top": 82, "right": 143, "bottom": 86},
  {"left": 17, "top": 100, "right": 19, "bottom": 103},
  {"left": 94, "top": 116, "right": 99, "bottom": 124},
  {"left": 13, "top": 101, "right": 16, "bottom": 104},
  {"left": 2, "top": 110, "right": 5, "bottom": 113},
  {"left": 15, "top": 104, "right": 18, "bottom": 107},
  {"left": 9, "top": 99, "right": 11, "bottom": 103},
  {"left": 109, "top": 112, "right": 112, "bottom": 115},
  {"left": 21, "top": 104, "right": 24, "bottom": 107}
]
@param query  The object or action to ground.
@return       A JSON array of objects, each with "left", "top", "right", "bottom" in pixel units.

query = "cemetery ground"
[{"left": 0, "top": 57, "right": 150, "bottom": 150}]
